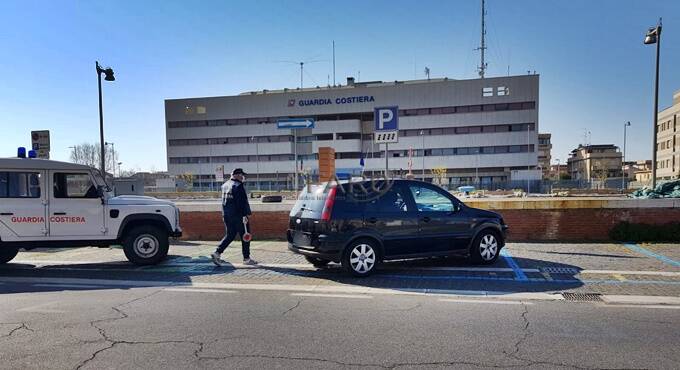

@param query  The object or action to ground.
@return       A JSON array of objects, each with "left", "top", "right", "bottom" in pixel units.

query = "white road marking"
[
  {"left": 17, "top": 302, "right": 66, "bottom": 313},
  {"left": 291, "top": 293, "right": 373, "bottom": 299},
  {"left": 0, "top": 276, "right": 676, "bottom": 306},
  {"left": 33, "top": 284, "right": 103, "bottom": 289},
  {"left": 600, "top": 304, "right": 680, "bottom": 310},
  {"left": 439, "top": 298, "right": 530, "bottom": 305},
  {"left": 164, "top": 288, "right": 237, "bottom": 294},
  {"left": 579, "top": 270, "right": 680, "bottom": 277}
]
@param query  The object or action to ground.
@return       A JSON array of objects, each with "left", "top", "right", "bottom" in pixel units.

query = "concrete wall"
[{"left": 176, "top": 198, "right": 680, "bottom": 242}]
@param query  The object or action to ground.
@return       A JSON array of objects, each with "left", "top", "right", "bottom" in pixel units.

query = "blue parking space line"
[
  {"left": 623, "top": 243, "right": 680, "bottom": 268},
  {"left": 378, "top": 274, "right": 680, "bottom": 285},
  {"left": 500, "top": 248, "right": 528, "bottom": 281}
]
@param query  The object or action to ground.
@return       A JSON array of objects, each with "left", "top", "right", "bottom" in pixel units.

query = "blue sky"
[{"left": 0, "top": 0, "right": 678, "bottom": 171}]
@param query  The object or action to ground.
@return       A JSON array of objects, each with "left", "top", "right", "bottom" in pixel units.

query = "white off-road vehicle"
[{"left": 0, "top": 157, "right": 182, "bottom": 265}]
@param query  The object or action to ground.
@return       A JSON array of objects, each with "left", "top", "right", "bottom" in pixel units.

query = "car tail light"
[{"left": 321, "top": 186, "right": 337, "bottom": 222}]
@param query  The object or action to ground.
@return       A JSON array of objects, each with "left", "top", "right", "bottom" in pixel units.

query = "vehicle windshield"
[{"left": 92, "top": 169, "right": 111, "bottom": 192}]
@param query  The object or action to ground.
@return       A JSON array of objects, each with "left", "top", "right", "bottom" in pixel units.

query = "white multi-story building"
[
  {"left": 656, "top": 89, "right": 680, "bottom": 181},
  {"left": 165, "top": 75, "right": 539, "bottom": 189}
]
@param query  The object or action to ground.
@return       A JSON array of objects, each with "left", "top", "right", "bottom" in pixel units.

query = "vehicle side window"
[
  {"left": 408, "top": 185, "right": 454, "bottom": 212},
  {"left": 0, "top": 172, "right": 41, "bottom": 198},
  {"left": 369, "top": 187, "right": 409, "bottom": 213},
  {"left": 54, "top": 173, "right": 98, "bottom": 199}
]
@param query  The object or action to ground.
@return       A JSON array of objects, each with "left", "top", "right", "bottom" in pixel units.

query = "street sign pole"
[
  {"left": 374, "top": 107, "right": 399, "bottom": 179},
  {"left": 385, "top": 143, "right": 389, "bottom": 178},
  {"left": 277, "top": 118, "right": 315, "bottom": 192},
  {"left": 294, "top": 129, "right": 298, "bottom": 191}
]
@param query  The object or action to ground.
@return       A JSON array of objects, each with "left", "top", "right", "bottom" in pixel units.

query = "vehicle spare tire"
[{"left": 262, "top": 195, "right": 283, "bottom": 203}]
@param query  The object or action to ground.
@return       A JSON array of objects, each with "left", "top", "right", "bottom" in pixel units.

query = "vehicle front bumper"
[{"left": 170, "top": 228, "right": 183, "bottom": 238}]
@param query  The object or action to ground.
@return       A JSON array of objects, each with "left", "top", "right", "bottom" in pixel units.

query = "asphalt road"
[
  {"left": 1, "top": 284, "right": 679, "bottom": 370},
  {"left": 2, "top": 242, "right": 680, "bottom": 369}
]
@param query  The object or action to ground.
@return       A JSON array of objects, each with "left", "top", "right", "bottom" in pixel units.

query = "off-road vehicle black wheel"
[{"left": 123, "top": 226, "right": 169, "bottom": 265}]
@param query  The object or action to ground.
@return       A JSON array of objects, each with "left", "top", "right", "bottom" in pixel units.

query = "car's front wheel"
[
  {"left": 0, "top": 247, "right": 19, "bottom": 264},
  {"left": 123, "top": 226, "right": 169, "bottom": 265},
  {"left": 304, "top": 256, "right": 331, "bottom": 268},
  {"left": 342, "top": 239, "right": 380, "bottom": 277},
  {"left": 470, "top": 230, "right": 501, "bottom": 265}
]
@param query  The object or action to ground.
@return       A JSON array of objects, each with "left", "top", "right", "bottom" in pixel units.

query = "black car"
[{"left": 287, "top": 179, "right": 508, "bottom": 276}]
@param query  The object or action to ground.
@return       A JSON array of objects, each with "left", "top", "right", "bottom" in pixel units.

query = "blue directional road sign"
[{"left": 277, "top": 118, "right": 315, "bottom": 129}]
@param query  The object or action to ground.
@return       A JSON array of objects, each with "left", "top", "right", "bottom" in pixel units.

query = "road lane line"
[
  {"left": 17, "top": 302, "right": 66, "bottom": 313},
  {"left": 32, "top": 284, "right": 104, "bottom": 289},
  {"left": 10, "top": 260, "right": 540, "bottom": 273},
  {"left": 599, "top": 304, "right": 680, "bottom": 310},
  {"left": 500, "top": 249, "right": 528, "bottom": 281},
  {"left": 622, "top": 244, "right": 680, "bottom": 268},
  {"left": 579, "top": 270, "right": 680, "bottom": 277},
  {"left": 164, "top": 288, "right": 237, "bottom": 294},
  {"left": 612, "top": 274, "right": 627, "bottom": 282},
  {"left": 291, "top": 293, "right": 373, "bottom": 299},
  {"left": 439, "top": 299, "right": 531, "bottom": 305}
]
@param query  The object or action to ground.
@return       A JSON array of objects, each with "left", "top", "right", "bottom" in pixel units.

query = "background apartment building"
[
  {"left": 165, "top": 75, "right": 539, "bottom": 190},
  {"left": 538, "top": 133, "right": 552, "bottom": 178},
  {"left": 567, "top": 144, "right": 623, "bottom": 181},
  {"left": 656, "top": 89, "right": 680, "bottom": 181}
]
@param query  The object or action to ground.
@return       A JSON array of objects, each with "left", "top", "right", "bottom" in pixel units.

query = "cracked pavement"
[
  {"left": 1, "top": 241, "right": 680, "bottom": 369},
  {"left": 1, "top": 285, "right": 679, "bottom": 369}
]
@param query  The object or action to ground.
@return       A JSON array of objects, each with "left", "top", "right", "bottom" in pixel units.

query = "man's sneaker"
[
  {"left": 211, "top": 252, "right": 223, "bottom": 266},
  {"left": 243, "top": 258, "right": 258, "bottom": 266}
]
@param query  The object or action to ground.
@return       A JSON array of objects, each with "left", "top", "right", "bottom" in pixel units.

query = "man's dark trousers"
[{"left": 216, "top": 215, "right": 250, "bottom": 259}]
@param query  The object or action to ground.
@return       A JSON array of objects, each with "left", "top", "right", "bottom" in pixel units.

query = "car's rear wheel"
[
  {"left": 304, "top": 256, "right": 331, "bottom": 268},
  {"left": 470, "top": 230, "right": 501, "bottom": 265},
  {"left": 342, "top": 239, "right": 380, "bottom": 277},
  {"left": 123, "top": 226, "right": 169, "bottom": 265},
  {"left": 0, "top": 247, "right": 19, "bottom": 264}
]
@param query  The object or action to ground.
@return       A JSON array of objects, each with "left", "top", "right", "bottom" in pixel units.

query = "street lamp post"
[
  {"left": 644, "top": 19, "right": 662, "bottom": 188},
  {"left": 105, "top": 141, "right": 114, "bottom": 177},
  {"left": 622, "top": 121, "right": 631, "bottom": 191},
  {"left": 420, "top": 130, "right": 425, "bottom": 181},
  {"left": 252, "top": 136, "right": 260, "bottom": 191},
  {"left": 96, "top": 61, "right": 115, "bottom": 175},
  {"left": 117, "top": 162, "right": 123, "bottom": 177}
]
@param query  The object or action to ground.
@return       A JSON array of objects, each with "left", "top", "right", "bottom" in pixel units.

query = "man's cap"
[{"left": 232, "top": 168, "right": 247, "bottom": 176}]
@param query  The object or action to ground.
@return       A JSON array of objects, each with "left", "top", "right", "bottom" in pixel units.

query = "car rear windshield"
[
  {"left": 289, "top": 183, "right": 332, "bottom": 219},
  {"left": 289, "top": 180, "right": 376, "bottom": 219}
]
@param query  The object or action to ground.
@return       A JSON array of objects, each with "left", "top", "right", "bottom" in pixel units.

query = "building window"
[{"left": 0, "top": 172, "right": 41, "bottom": 198}]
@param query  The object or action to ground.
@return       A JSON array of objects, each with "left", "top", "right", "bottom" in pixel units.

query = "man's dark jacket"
[{"left": 221, "top": 178, "right": 251, "bottom": 218}]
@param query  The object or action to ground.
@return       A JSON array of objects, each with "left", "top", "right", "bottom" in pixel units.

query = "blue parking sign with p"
[{"left": 374, "top": 106, "right": 398, "bottom": 131}]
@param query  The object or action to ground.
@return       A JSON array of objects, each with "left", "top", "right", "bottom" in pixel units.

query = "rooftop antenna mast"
[
  {"left": 332, "top": 40, "right": 336, "bottom": 86},
  {"left": 274, "top": 58, "right": 327, "bottom": 89},
  {"left": 476, "top": 0, "right": 488, "bottom": 78}
]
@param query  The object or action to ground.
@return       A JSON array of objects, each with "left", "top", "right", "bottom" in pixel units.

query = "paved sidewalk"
[{"left": 4, "top": 241, "right": 680, "bottom": 298}]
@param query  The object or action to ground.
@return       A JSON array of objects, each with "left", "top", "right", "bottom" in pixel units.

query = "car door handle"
[
  {"left": 421, "top": 216, "right": 431, "bottom": 223},
  {"left": 0, "top": 212, "right": 13, "bottom": 216},
  {"left": 366, "top": 217, "right": 377, "bottom": 224},
  {"left": 53, "top": 212, "right": 67, "bottom": 215}
]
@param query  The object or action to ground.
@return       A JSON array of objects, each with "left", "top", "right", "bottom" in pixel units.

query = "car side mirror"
[{"left": 96, "top": 185, "right": 106, "bottom": 204}]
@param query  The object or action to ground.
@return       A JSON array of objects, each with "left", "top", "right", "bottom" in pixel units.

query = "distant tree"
[
  {"left": 69, "top": 143, "right": 118, "bottom": 173},
  {"left": 432, "top": 167, "right": 448, "bottom": 186},
  {"left": 177, "top": 173, "right": 194, "bottom": 190}
]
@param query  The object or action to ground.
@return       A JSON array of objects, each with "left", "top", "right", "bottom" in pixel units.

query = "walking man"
[{"left": 211, "top": 168, "right": 258, "bottom": 266}]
